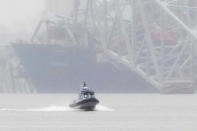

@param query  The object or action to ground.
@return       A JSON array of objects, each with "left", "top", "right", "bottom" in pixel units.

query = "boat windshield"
[{"left": 79, "top": 91, "right": 95, "bottom": 99}]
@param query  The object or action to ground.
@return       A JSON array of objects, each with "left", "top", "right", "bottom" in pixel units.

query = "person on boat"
[
  {"left": 80, "top": 82, "right": 89, "bottom": 98},
  {"left": 81, "top": 82, "right": 89, "bottom": 92}
]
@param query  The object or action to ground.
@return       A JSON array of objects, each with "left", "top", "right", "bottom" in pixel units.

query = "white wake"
[
  {"left": 95, "top": 105, "right": 114, "bottom": 111},
  {"left": 0, "top": 104, "right": 114, "bottom": 112}
]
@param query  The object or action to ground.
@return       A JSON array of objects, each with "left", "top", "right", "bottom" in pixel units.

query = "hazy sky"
[{"left": 0, "top": 0, "right": 45, "bottom": 42}]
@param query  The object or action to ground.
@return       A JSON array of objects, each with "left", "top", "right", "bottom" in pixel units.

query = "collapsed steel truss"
[
  {"left": 31, "top": 0, "right": 197, "bottom": 93},
  {"left": 0, "top": 45, "right": 36, "bottom": 93}
]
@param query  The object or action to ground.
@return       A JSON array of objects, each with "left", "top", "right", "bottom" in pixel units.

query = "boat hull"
[{"left": 69, "top": 98, "right": 99, "bottom": 111}]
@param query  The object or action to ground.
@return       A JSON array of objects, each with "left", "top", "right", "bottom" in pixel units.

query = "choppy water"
[{"left": 0, "top": 94, "right": 196, "bottom": 131}]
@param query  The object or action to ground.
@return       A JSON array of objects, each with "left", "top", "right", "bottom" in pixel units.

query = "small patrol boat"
[{"left": 69, "top": 90, "right": 99, "bottom": 111}]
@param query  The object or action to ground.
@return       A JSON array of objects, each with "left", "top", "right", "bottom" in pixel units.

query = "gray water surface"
[{"left": 0, "top": 94, "right": 196, "bottom": 131}]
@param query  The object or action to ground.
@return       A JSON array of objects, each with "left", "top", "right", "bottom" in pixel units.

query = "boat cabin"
[{"left": 79, "top": 90, "right": 95, "bottom": 99}]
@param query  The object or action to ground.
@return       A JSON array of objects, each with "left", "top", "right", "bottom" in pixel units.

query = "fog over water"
[
  {"left": 0, "top": 0, "right": 45, "bottom": 43},
  {"left": 0, "top": 0, "right": 196, "bottom": 130},
  {"left": 0, "top": 0, "right": 195, "bottom": 130}
]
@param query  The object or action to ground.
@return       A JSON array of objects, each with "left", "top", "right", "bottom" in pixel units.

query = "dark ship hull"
[
  {"left": 69, "top": 98, "right": 99, "bottom": 111},
  {"left": 12, "top": 43, "right": 97, "bottom": 92},
  {"left": 12, "top": 43, "right": 157, "bottom": 93}
]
